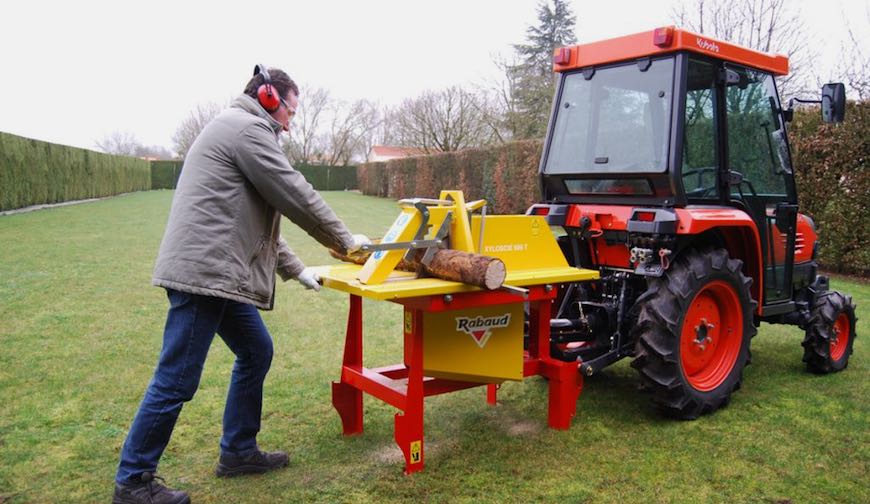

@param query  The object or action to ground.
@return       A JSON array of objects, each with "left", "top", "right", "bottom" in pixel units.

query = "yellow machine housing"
[{"left": 315, "top": 191, "right": 599, "bottom": 383}]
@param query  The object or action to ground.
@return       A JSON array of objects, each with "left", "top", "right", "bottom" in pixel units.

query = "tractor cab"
[{"left": 538, "top": 27, "right": 845, "bottom": 307}]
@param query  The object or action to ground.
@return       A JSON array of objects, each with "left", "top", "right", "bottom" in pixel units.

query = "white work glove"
[
  {"left": 296, "top": 267, "right": 321, "bottom": 292},
  {"left": 347, "top": 234, "right": 372, "bottom": 254}
]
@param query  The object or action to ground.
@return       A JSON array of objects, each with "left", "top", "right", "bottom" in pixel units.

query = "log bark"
[
  {"left": 328, "top": 247, "right": 506, "bottom": 289},
  {"left": 412, "top": 249, "right": 506, "bottom": 290}
]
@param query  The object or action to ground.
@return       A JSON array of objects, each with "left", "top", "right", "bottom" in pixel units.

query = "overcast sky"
[{"left": 1, "top": 0, "right": 867, "bottom": 153}]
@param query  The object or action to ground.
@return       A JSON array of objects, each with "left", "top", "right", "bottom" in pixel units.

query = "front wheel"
[
  {"left": 802, "top": 291, "right": 857, "bottom": 373},
  {"left": 630, "top": 248, "right": 757, "bottom": 419}
]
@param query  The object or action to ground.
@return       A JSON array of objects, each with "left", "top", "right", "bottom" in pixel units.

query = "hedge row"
[
  {"left": 0, "top": 132, "right": 151, "bottom": 211},
  {"left": 358, "top": 141, "right": 542, "bottom": 215},
  {"left": 150, "top": 161, "right": 357, "bottom": 192},
  {"left": 295, "top": 164, "right": 358, "bottom": 191},
  {"left": 790, "top": 101, "right": 869, "bottom": 276},
  {"left": 150, "top": 160, "right": 183, "bottom": 190},
  {"left": 357, "top": 105, "right": 868, "bottom": 276}
]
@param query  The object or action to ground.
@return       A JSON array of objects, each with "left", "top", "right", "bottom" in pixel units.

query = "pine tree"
[
  {"left": 514, "top": 0, "right": 577, "bottom": 77},
  {"left": 506, "top": 0, "right": 577, "bottom": 139}
]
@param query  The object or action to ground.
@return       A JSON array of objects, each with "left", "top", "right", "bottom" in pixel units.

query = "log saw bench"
[{"left": 311, "top": 191, "right": 598, "bottom": 474}]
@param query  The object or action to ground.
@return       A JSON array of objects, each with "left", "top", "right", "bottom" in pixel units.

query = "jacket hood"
[{"left": 232, "top": 94, "right": 284, "bottom": 134}]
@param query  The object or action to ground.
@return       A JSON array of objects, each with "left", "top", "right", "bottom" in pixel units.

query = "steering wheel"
[{"left": 682, "top": 166, "right": 717, "bottom": 198}]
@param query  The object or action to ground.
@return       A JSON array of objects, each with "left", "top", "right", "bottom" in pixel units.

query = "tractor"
[{"left": 529, "top": 27, "right": 857, "bottom": 419}]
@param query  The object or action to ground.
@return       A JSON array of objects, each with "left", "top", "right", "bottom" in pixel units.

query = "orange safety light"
[
  {"left": 653, "top": 26, "right": 674, "bottom": 47},
  {"left": 553, "top": 47, "right": 572, "bottom": 66}
]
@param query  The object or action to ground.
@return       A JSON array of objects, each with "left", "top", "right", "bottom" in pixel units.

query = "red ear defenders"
[{"left": 254, "top": 64, "right": 281, "bottom": 112}]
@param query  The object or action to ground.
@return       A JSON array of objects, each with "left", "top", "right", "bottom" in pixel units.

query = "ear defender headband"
[{"left": 254, "top": 64, "right": 281, "bottom": 112}]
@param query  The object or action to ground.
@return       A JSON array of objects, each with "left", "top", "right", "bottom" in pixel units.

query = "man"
[{"left": 113, "top": 66, "right": 369, "bottom": 504}]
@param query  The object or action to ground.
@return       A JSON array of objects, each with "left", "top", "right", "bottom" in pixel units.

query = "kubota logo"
[
  {"left": 696, "top": 37, "right": 720, "bottom": 53},
  {"left": 456, "top": 314, "right": 511, "bottom": 348}
]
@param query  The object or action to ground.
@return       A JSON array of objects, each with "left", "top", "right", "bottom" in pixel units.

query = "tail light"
[
  {"left": 653, "top": 26, "right": 674, "bottom": 47},
  {"left": 635, "top": 211, "right": 656, "bottom": 222},
  {"left": 553, "top": 47, "right": 572, "bottom": 66},
  {"left": 533, "top": 206, "right": 551, "bottom": 216}
]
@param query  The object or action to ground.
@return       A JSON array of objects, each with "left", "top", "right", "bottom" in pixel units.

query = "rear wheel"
[
  {"left": 802, "top": 291, "right": 857, "bottom": 373},
  {"left": 630, "top": 248, "right": 757, "bottom": 419}
]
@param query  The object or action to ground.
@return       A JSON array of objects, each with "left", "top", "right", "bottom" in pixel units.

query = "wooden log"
[
  {"left": 328, "top": 246, "right": 506, "bottom": 289},
  {"left": 411, "top": 249, "right": 506, "bottom": 290}
]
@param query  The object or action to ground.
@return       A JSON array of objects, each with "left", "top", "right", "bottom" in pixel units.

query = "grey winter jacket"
[{"left": 152, "top": 94, "right": 353, "bottom": 309}]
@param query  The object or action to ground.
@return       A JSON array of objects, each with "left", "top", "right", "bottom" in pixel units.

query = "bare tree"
[
  {"left": 673, "top": 0, "right": 814, "bottom": 99},
  {"left": 171, "top": 102, "right": 223, "bottom": 158},
  {"left": 133, "top": 144, "right": 174, "bottom": 159},
  {"left": 322, "top": 99, "right": 382, "bottom": 165},
  {"left": 486, "top": 55, "right": 528, "bottom": 143},
  {"left": 359, "top": 105, "right": 397, "bottom": 162},
  {"left": 832, "top": 10, "right": 870, "bottom": 100},
  {"left": 392, "top": 86, "right": 498, "bottom": 153},
  {"left": 284, "top": 86, "right": 331, "bottom": 165},
  {"left": 95, "top": 130, "right": 141, "bottom": 156}
]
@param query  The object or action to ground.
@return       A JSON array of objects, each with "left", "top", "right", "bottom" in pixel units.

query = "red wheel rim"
[
  {"left": 680, "top": 280, "right": 744, "bottom": 391},
  {"left": 830, "top": 313, "right": 850, "bottom": 361}
]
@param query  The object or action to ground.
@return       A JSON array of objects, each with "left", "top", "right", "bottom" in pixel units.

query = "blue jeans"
[{"left": 116, "top": 289, "right": 274, "bottom": 484}]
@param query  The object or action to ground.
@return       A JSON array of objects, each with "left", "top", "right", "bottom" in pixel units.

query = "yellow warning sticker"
[
  {"left": 404, "top": 311, "right": 413, "bottom": 334},
  {"left": 410, "top": 440, "right": 422, "bottom": 464}
]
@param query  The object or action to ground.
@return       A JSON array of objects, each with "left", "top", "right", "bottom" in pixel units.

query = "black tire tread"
[
  {"left": 630, "top": 247, "right": 757, "bottom": 420},
  {"left": 802, "top": 291, "right": 857, "bottom": 374}
]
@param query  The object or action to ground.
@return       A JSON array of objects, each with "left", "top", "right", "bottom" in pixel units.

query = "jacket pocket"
[
  {"left": 240, "top": 235, "right": 267, "bottom": 291},
  {"left": 248, "top": 235, "right": 267, "bottom": 265},
  {"left": 248, "top": 239, "right": 277, "bottom": 300}
]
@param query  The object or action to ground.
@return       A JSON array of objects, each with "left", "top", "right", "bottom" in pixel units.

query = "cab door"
[{"left": 723, "top": 64, "right": 797, "bottom": 307}]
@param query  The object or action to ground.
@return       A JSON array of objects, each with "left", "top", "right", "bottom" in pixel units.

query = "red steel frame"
[{"left": 331, "top": 285, "right": 584, "bottom": 474}]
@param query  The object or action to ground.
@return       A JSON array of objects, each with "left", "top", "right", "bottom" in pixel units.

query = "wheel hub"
[
  {"left": 830, "top": 312, "right": 850, "bottom": 361},
  {"left": 693, "top": 318, "right": 714, "bottom": 351},
  {"left": 680, "top": 280, "right": 744, "bottom": 392}
]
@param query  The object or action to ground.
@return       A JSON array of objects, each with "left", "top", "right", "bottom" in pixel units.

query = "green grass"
[{"left": 0, "top": 190, "right": 867, "bottom": 503}]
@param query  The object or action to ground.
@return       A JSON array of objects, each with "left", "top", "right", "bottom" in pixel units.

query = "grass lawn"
[{"left": 0, "top": 190, "right": 867, "bottom": 503}]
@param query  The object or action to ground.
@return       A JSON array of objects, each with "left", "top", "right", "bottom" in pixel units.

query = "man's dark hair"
[{"left": 243, "top": 67, "right": 299, "bottom": 101}]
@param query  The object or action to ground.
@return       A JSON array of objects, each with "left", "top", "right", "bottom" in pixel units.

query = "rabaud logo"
[
  {"left": 456, "top": 314, "right": 511, "bottom": 348},
  {"left": 696, "top": 37, "right": 720, "bottom": 53}
]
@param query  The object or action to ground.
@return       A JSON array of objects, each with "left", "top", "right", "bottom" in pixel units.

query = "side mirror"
[{"left": 821, "top": 83, "right": 846, "bottom": 123}]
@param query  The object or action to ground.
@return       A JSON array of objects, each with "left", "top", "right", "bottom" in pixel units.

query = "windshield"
[{"left": 544, "top": 57, "right": 674, "bottom": 175}]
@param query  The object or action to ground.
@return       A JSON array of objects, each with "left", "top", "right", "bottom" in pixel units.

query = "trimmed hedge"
[
  {"left": 0, "top": 132, "right": 151, "bottom": 211},
  {"left": 790, "top": 101, "right": 869, "bottom": 276},
  {"left": 150, "top": 160, "right": 183, "bottom": 190},
  {"left": 360, "top": 141, "right": 542, "bottom": 214},
  {"left": 357, "top": 111, "right": 868, "bottom": 276},
  {"left": 358, "top": 162, "right": 389, "bottom": 197},
  {"left": 149, "top": 162, "right": 357, "bottom": 192},
  {"left": 295, "top": 164, "right": 358, "bottom": 191}
]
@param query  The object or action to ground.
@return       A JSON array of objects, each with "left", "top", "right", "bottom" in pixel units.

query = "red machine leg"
[
  {"left": 530, "top": 298, "right": 583, "bottom": 429},
  {"left": 547, "top": 365, "right": 583, "bottom": 429},
  {"left": 394, "top": 309, "right": 425, "bottom": 474},
  {"left": 332, "top": 295, "right": 364, "bottom": 435},
  {"left": 486, "top": 383, "right": 499, "bottom": 405}
]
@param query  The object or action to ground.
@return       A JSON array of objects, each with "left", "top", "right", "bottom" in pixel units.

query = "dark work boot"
[
  {"left": 215, "top": 449, "right": 289, "bottom": 477},
  {"left": 112, "top": 472, "right": 190, "bottom": 504}
]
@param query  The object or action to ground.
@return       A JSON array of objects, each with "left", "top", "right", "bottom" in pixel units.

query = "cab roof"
[{"left": 553, "top": 26, "right": 789, "bottom": 76}]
